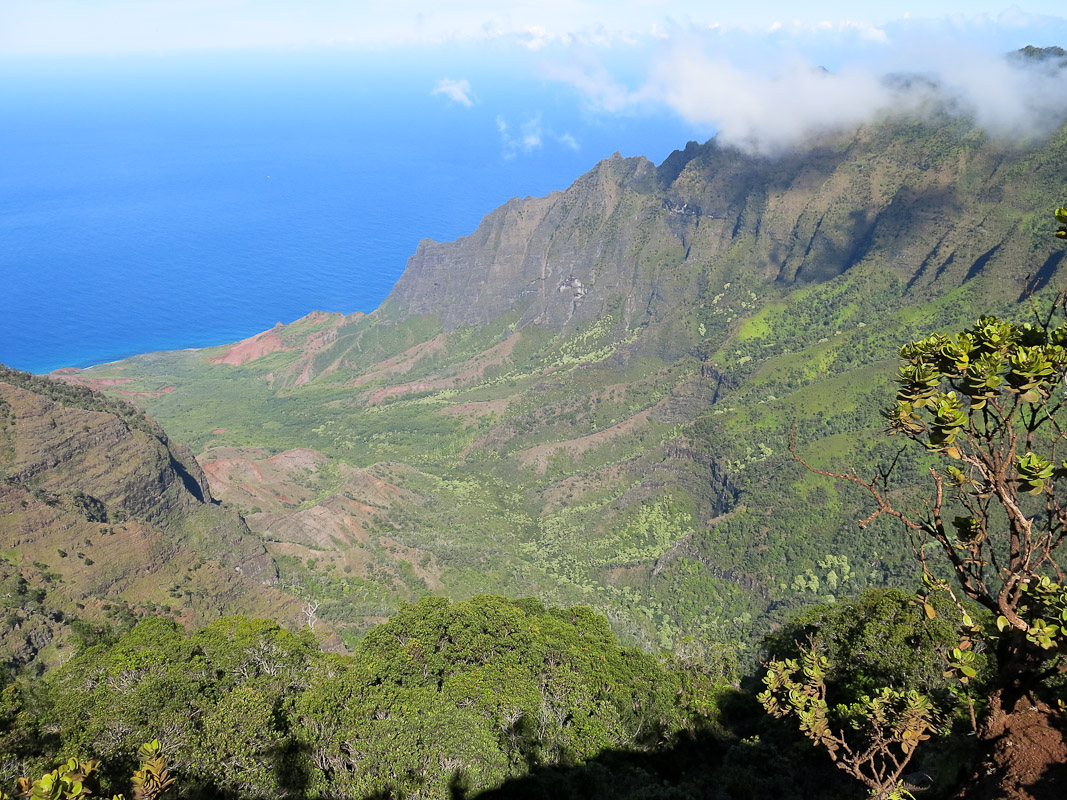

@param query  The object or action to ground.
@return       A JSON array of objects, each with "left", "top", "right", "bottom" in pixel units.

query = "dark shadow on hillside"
[
  {"left": 169, "top": 455, "right": 206, "bottom": 503},
  {"left": 461, "top": 728, "right": 857, "bottom": 800},
  {"left": 963, "top": 244, "right": 1001, "bottom": 283},
  {"left": 460, "top": 690, "right": 861, "bottom": 800},
  {"left": 1020, "top": 250, "right": 1067, "bottom": 300},
  {"left": 272, "top": 737, "right": 312, "bottom": 798}
]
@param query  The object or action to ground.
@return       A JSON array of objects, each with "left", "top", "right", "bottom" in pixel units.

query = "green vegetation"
[
  {"left": 10, "top": 108, "right": 1067, "bottom": 796},
  {"left": 1, "top": 741, "right": 175, "bottom": 800},
  {"left": 0, "top": 599, "right": 733, "bottom": 800},
  {"left": 764, "top": 296, "right": 1067, "bottom": 798},
  {"left": 2, "top": 587, "right": 1020, "bottom": 799},
  {"left": 74, "top": 174, "right": 1067, "bottom": 659}
]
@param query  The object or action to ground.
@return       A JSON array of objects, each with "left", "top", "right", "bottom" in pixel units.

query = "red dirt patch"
[
  {"left": 517, "top": 408, "right": 653, "bottom": 473},
  {"left": 50, "top": 372, "right": 133, "bottom": 390},
  {"left": 293, "top": 359, "right": 316, "bottom": 387},
  {"left": 209, "top": 324, "right": 290, "bottom": 366},
  {"left": 439, "top": 397, "right": 513, "bottom": 424},
  {"left": 211, "top": 428, "right": 227, "bottom": 435},
  {"left": 50, "top": 371, "right": 175, "bottom": 398},
  {"left": 361, "top": 334, "right": 519, "bottom": 406},
  {"left": 266, "top": 449, "right": 328, "bottom": 471},
  {"left": 353, "top": 334, "right": 449, "bottom": 387},
  {"left": 116, "top": 385, "right": 176, "bottom": 398},
  {"left": 200, "top": 457, "right": 266, "bottom": 485}
]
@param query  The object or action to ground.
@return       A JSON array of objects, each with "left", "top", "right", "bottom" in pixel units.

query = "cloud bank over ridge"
[{"left": 543, "top": 26, "right": 1067, "bottom": 153}]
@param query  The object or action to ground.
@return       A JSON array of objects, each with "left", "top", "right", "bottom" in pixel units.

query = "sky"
[
  {"left": 2, "top": 2, "right": 1064, "bottom": 54},
  {"left": 4, "top": 2, "right": 1067, "bottom": 152},
  {"left": 0, "top": 2, "right": 1062, "bottom": 53}
]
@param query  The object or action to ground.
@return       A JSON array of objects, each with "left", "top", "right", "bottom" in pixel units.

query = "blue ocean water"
[{"left": 0, "top": 49, "right": 709, "bottom": 374}]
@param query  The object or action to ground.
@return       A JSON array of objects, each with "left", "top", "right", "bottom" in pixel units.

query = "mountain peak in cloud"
[{"left": 558, "top": 41, "right": 1067, "bottom": 155}]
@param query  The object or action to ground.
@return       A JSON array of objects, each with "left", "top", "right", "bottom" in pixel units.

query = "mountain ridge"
[
  {"left": 50, "top": 111, "right": 1067, "bottom": 652},
  {"left": 0, "top": 365, "right": 329, "bottom": 671}
]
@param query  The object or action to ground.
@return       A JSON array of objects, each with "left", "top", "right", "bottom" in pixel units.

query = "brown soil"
[
  {"left": 265, "top": 448, "right": 328, "bottom": 471},
  {"left": 116, "top": 385, "right": 176, "bottom": 398},
  {"left": 52, "top": 371, "right": 175, "bottom": 398},
  {"left": 537, "top": 463, "right": 627, "bottom": 511},
  {"left": 517, "top": 408, "right": 653, "bottom": 472},
  {"left": 49, "top": 372, "right": 133, "bottom": 390},
  {"left": 194, "top": 447, "right": 442, "bottom": 595},
  {"left": 360, "top": 334, "right": 519, "bottom": 405},
  {"left": 209, "top": 325, "right": 290, "bottom": 365},
  {"left": 273, "top": 314, "right": 347, "bottom": 385},
  {"left": 352, "top": 333, "right": 449, "bottom": 386},
  {"left": 438, "top": 397, "right": 513, "bottom": 425},
  {"left": 956, "top": 699, "right": 1067, "bottom": 800}
]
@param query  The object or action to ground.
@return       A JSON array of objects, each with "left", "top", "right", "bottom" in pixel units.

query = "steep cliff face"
[
  {"left": 390, "top": 154, "right": 665, "bottom": 332},
  {"left": 2, "top": 382, "right": 206, "bottom": 523},
  {"left": 0, "top": 367, "right": 311, "bottom": 670},
  {"left": 0, "top": 366, "right": 273, "bottom": 578},
  {"left": 389, "top": 120, "right": 1067, "bottom": 337}
]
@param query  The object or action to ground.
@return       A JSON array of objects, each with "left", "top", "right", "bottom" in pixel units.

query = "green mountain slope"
[
  {"left": 0, "top": 366, "right": 315, "bottom": 670},
  {"left": 60, "top": 114, "right": 1067, "bottom": 653}
]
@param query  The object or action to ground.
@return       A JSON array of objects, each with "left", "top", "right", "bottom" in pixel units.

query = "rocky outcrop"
[
  {"left": 1, "top": 381, "right": 208, "bottom": 522},
  {"left": 0, "top": 367, "right": 310, "bottom": 671},
  {"left": 388, "top": 120, "right": 1067, "bottom": 336}
]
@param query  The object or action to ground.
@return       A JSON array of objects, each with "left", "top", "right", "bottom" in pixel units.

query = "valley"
[{"left": 51, "top": 114, "right": 1067, "bottom": 656}]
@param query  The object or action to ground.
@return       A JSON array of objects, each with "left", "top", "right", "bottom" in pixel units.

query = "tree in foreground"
[
  {"left": 759, "top": 589, "right": 970, "bottom": 799},
  {"left": 2, "top": 740, "right": 173, "bottom": 800},
  {"left": 766, "top": 285, "right": 1067, "bottom": 797}
]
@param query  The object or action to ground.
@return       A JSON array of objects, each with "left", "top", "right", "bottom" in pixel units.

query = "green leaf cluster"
[{"left": 1, "top": 600, "right": 723, "bottom": 800}]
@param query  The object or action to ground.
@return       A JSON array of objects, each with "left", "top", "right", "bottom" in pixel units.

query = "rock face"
[
  {"left": 3, "top": 382, "right": 207, "bottom": 522},
  {"left": 0, "top": 366, "right": 311, "bottom": 670},
  {"left": 390, "top": 154, "right": 662, "bottom": 332},
  {"left": 0, "top": 366, "right": 271, "bottom": 577},
  {"left": 390, "top": 121, "right": 1067, "bottom": 338}
]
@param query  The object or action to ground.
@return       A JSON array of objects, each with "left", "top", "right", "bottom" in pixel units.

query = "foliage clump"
[
  {"left": 0, "top": 600, "right": 723, "bottom": 800},
  {"left": 881, "top": 308, "right": 1067, "bottom": 696},
  {"left": 760, "top": 648, "right": 935, "bottom": 800},
  {"left": 777, "top": 269, "right": 1067, "bottom": 797},
  {"left": 0, "top": 741, "right": 173, "bottom": 800}
]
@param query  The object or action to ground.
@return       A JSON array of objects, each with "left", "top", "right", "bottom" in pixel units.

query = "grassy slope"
[{"left": 63, "top": 118, "right": 1067, "bottom": 656}]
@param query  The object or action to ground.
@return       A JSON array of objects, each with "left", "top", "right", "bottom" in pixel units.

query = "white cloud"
[
  {"left": 540, "top": 55, "right": 632, "bottom": 113},
  {"left": 541, "top": 17, "right": 1067, "bottom": 154},
  {"left": 497, "top": 113, "right": 562, "bottom": 159},
  {"left": 557, "top": 132, "right": 580, "bottom": 150},
  {"left": 520, "top": 25, "right": 553, "bottom": 51},
  {"left": 432, "top": 77, "right": 475, "bottom": 107},
  {"left": 9, "top": 2, "right": 1060, "bottom": 56},
  {"left": 632, "top": 45, "right": 905, "bottom": 153},
  {"left": 523, "top": 127, "right": 544, "bottom": 150}
]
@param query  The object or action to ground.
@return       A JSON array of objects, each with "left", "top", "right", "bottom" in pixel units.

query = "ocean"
[{"left": 0, "top": 48, "right": 708, "bottom": 374}]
